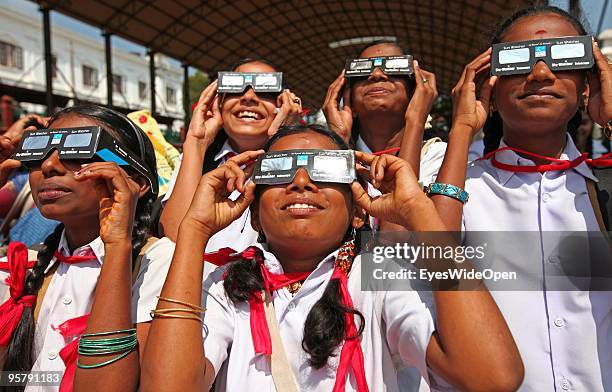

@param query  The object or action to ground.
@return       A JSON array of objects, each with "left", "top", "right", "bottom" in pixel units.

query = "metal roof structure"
[{"left": 36, "top": 0, "right": 539, "bottom": 109}]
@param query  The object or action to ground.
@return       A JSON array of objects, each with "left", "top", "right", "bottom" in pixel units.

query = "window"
[
  {"left": 139, "top": 81, "right": 147, "bottom": 99},
  {"left": 51, "top": 55, "right": 57, "bottom": 79},
  {"left": 112, "top": 74, "right": 124, "bottom": 94},
  {"left": 166, "top": 86, "right": 176, "bottom": 105},
  {"left": 0, "top": 41, "right": 23, "bottom": 69},
  {"left": 82, "top": 65, "right": 98, "bottom": 88}
]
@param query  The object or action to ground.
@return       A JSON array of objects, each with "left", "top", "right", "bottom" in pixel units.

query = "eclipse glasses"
[
  {"left": 217, "top": 72, "right": 283, "bottom": 94},
  {"left": 252, "top": 149, "right": 357, "bottom": 185},
  {"left": 13, "top": 126, "right": 159, "bottom": 195},
  {"left": 344, "top": 55, "right": 414, "bottom": 78},
  {"left": 491, "top": 35, "right": 594, "bottom": 76}
]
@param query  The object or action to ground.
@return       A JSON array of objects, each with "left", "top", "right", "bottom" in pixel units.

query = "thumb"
[
  {"left": 479, "top": 76, "right": 497, "bottom": 112},
  {"left": 0, "top": 159, "right": 21, "bottom": 186},
  {"left": 351, "top": 181, "right": 372, "bottom": 213},
  {"left": 231, "top": 181, "right": 256, "bottom": 213}
]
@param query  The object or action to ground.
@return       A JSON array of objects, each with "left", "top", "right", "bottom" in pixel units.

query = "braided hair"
[
  {"left": 483, "top": 5, "right": 589, "bottom": 154},
  {"left": 224, "top": 124, "right": 365, "bottom": 368},
  {"left": 3, "top": 105, "right": 158, "bottom": 373}
]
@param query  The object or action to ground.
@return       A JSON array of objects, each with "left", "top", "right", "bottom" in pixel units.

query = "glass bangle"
[{"left": 426, "top": 182, "right": 469, "bottom": 204}]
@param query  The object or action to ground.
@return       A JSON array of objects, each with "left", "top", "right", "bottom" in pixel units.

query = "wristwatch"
[{"left": 604, "top": 120, "right": 612, "bottom": 140}]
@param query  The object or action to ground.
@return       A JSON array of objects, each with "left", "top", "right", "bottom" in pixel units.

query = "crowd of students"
[{"left": 0, "top": 4, "right": 610, "bottom": 391}]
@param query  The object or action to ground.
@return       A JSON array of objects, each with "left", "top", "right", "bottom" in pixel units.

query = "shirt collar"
[
  {"left": 214, "top": 139, "right": 237, "bottom": 163},
  {"left": 252, "top": 242, "right": 339, "bottom": 276},
  {"left": 45, "top": 230, "right": 104, "bottom": 273},
  {"left": 491, "top": 134, "right": 598, "bottom": 186},
  {"left": 355, "top": 135, "right": 373, "bottom": 154}
]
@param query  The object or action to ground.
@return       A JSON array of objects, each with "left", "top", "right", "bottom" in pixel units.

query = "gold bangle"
[
  {"left": 152, "top": 307, "right": 204, "bottom": 316},
  {"left": 150, "top": 310, "right": 202, "bottom": 322},
  {"left": 157, "top": 296, "right": 205, "bottom": 312}
]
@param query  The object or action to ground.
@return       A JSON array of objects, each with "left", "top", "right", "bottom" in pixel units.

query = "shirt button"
[
  {"left": 554, "top": 318, "right": 566, "bottom": 327},
  {"left": 548, "top": 255, "right": 560, "bottom": 263},
  {"left": 559, "top": 378, "right": 571, "bottom": 390},
  {"left": 47, "top": 350, "right": 58, "bottom": 360},
  {"left": 287, "top": 302, "right": 296, "bottom": 311},
  {"left": 62, "top": 296, "right": 72, "bottom": 305},
  {"left": 542, "top": 193, "right": 551, "bottom": 202}
]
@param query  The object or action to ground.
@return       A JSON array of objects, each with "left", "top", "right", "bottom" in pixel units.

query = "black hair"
[
  {"left": 3, "top": 104, "right": 158, "bottom": 373},
  {"left": 350, "top": 40, "right": 418, "bottom": 144},
  {"left": 224, "top": 123, "right": 364, "bottom": 369},
  {"left": 483, "top": 5, "right": 589, "bottom": 154},
  {"left": 203, "top": 58, "right": 280, "bottom": 174}
]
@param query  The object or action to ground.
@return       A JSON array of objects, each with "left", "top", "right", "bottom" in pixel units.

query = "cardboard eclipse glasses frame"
[
  {"left": 491, "top": 35, "right": 594, "bottom": 76},
  {"left": 252, "top": 149, "right": 357, "bottom": 185},
  {"left": 344, "top": 55, "right": 414, "bottom": 78},
  {"left": 217, "top": 71, "right": 283, "bottom": 94},
  {"left": 13, "top": 126, "right": 159, "bottom": 195}
]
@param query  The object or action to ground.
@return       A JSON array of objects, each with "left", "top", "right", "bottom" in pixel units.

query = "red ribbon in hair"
[
  {"left": 56, "top": 314, "right": 90, "bottom": 392},
  {"left": 0, "top": 242, "right": 37, "bottom": 346},
  {"left": 203, "top": 246, "right": 369, "bottom": 392},
  {"left": 205, "top": 247, "right": 310, "bottom": 354},
  {"left": 478, "top": 147, "right": 612, "bottom": 173}
]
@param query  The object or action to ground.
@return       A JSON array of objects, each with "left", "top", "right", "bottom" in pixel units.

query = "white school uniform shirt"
[
  {"left": 202, "top": 243, "right": 436, "bottom": 392},
  {"left": 0, "top": 233, "right": 175, "bottom": 392},
  {"left": 355, "top": 135, "right": 447, "bottom": 188},
  {"left": 356, "top": 136, "right": 445, "bottom": 392},
  {"left": 461, "top": 136, "right": 612, "bottom": 391}
]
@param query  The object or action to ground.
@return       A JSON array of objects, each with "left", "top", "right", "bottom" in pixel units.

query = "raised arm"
[
  {"left": 159, "top": 81, "right": 222, "bottom": 241},
  {"left": 397, "top": 60, "right": 438, "bottom": 178},
  {"left": 430, "top": 49, "right": 496, "bottom": 231},
  {"left": 0, "top": 114, "right": 47, "bottom": 187},
  {"left": 141, "top": 150, "right": 261, "bottom": 392},
  {"left": 380, "top": 61, "right": 437, "bottom": 233},
  {"left": 351, "top": 151, "right": 523, "bottom": 391},
  {"left": 72, "top": 162, "right": 150, "bottom": 392}
]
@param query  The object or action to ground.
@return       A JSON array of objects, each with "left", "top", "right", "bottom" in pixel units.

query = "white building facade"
[{"left": 0, "top": 2, "right": 183, "bottom": 131}]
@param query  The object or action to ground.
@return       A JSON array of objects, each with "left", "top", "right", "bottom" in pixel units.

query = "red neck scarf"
[
  {"left": 480, "top": 147, "right": 612, "bottom": 173},
  {"left": 0, "top": 243, "right": 95, "bottom": 391},
  {"left": 0, "top": 242, "right": 37, "bottom": 346},
  {"left": 54, "top": 249, "right": 97, "bottom": 264},
  {"left": 56, "top": 314, "right": 90, "bottom": 392},
  {"left": 51, "top": 248, "right": 95, "bottom": 391},
  {"left": 204, "top": 244, "right": 369, "bottom": 392}
]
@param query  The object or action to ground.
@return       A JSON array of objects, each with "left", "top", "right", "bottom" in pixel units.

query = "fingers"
[
  {"left": 0, "top": 159, "right": 21, "bottom": 187},
  {"left": 479, "top": 75, "right": 497, "bottom": 114},
  {"left": 211, "top": 95, "right": 222, "bottom": 119},
  {"left": 276, "top": 89, "right": 302, "bottom": 116},
  {"left": 232, "top": 181, "right": 257, "bottom": 212},
  {"left": 323, "top": 71, "right": 345, "bottom": 112},
  {"left": 592, "top": 40, "right": 612, "bottom": 75},
  {"left": 74, "top": 162, "right": 140, "bottom": 199},
  {"left": 196, "top": 80, "right": 218, "bottom": 113},
  {"left": 224, "top": 150, "right": 264, "bottom": 192},
  {"left": 342, "top": 76, "right": 352, "bottom": 112},
  {"left": 350, "top": 181, "right": 373, "bottom": 213},
  {"left": 453, "top": 48, "right": 492, "bottom": 96},
  {"left": 223, "top": 160, "right": 247, "bottom": 193},
  {"left": 226, "top": 149, "right": 264, "bottom": 167}
]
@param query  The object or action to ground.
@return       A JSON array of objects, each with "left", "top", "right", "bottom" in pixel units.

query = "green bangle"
[
  {"left": 76, "top": 328, "right": 138, "bottom": 369},
  {"left": 76, "top": 342, "right": 137, "bottom": 369},
  {"left": 426, "top": 182, "right": 470, "bottom": 204}
]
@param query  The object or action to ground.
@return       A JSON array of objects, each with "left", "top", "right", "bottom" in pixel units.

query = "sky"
[{"left": 2, "top": 0, "right": 611, "bottom": 73}]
